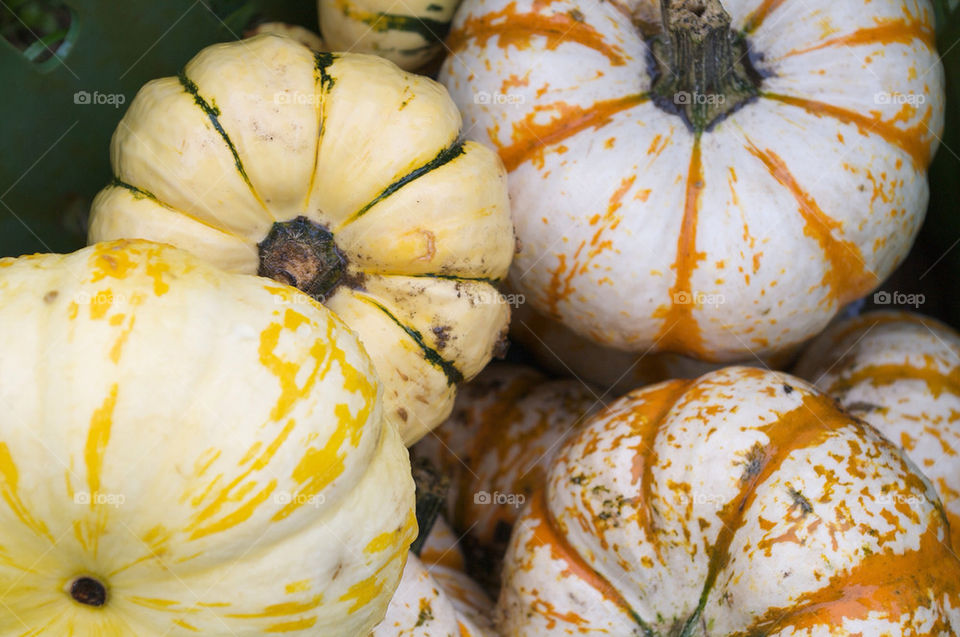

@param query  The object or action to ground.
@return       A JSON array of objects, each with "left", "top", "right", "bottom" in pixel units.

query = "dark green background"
[{"left": 1, "top": 0, "right": 958, "bottom": 328}]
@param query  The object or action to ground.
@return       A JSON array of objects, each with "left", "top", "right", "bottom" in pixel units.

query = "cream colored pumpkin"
[
  {"left": 414, "top": 364, "right": 598, "bottom": 578},
  {"left": 0, "top": 240, "right": 415, "bottom": 636},
  {"left": 498, "top": 367, "right": 960, "bottom": 634},
  {"left": 795, "top": 310, "right": 960, "bottom": 550},
  {"left": 89, "top": 34, "right": 514, "bottom": 445},
  {"left": 441, "top": 0, "right": 944, "bottom": 362},
  {"left": 245, "top": 21, "right": 326, "bottom": 50},
  {"left": 319, "top": 0, "right": 459, "bottom": 70},
  {"left": 377, "top": 518, "right": 495, "bottom": 636}
]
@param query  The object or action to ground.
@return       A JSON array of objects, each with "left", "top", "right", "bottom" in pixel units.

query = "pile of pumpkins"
[{"left": 2, "top": 0, "right": 959, "bottom": 633}]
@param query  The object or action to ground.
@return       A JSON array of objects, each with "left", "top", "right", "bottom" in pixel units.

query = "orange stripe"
[
  {"left": 786, "top": 19, "right": 935, "bottom": 57},
  {"left": 745, "top": 142, "right": 877, "bottom": 306},
  {"left": 655, "top": 138, "right": 705, "bottom": 354},
  {"left": 765, "top": 93, "right": 934, "bottom": 168},
  {"left": 492, "top": 94, "right": 647, "bottom": 172},
  {"left": 447, "top": 2, "right": 628, "bottom": 66}
]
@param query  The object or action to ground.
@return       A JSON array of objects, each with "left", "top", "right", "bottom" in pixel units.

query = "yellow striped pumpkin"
[
  {"left": 498, "top": 367, "right": 960, "bottom": 634},
  {"left": 795, "top": 310, "right": 960, "bottom": 550},
  {"left": 440, "top": 0, "right": 944, "bottom": 362},
  {"left": 0, "top": 240, "right": 415, "bottom": 635},
  {"left": 319, "top": 0, "right": 459, "bottom": 70},
  {"left": 89, "top": 34, "right": 514, "bottom": 445}
]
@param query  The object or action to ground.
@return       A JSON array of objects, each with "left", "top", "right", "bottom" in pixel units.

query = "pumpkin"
[
  {"left": 414, "top": 364, "right": 598, "bottom": 590},
  {"left": 88, "top": 34, "right": 514, "bottom": 445},
  {"left": 795, "top": 310, "right": 960, "bottom": 550},
  {"left": 0, "top": 240, "right": 416, "bottom": 635},
  {"left": 497, "top": 366, "right": 960, "bottom": 634},
  {"left": 377, "top": 518, "right": 495, "bottom": 636},
  {"left": 440, "top": 0, "right": 944, "bottom": 362},
  {"left": 318, "top": 0, "right": 459, "bottom": 70}
]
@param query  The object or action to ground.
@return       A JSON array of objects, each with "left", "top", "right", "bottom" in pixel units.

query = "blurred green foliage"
[{"left": 0, "top": 0, "right": 317, "bottom": 256}]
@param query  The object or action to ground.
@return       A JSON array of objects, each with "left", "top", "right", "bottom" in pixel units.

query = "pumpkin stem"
[
  {"left": 70, "top": 576, "right": 107, "bottom": 607},
  {"left": 409, "top": 457, "right": 449, "bottom": 557},
  {"left": 257, "top": 216, "right": 346, "bottom": 301},
  {"left": 649, "top": 0, "right": 760, "bottom": 132}
]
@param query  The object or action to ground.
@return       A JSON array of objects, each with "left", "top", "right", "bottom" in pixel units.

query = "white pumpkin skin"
[
  {"left": 89, "top": 34, "right": 514, "bottom": 445},
  {"left": 795, "top": 310, "right": 960, "bottom": 550},
  {"left": 377, "top": 518, "right": 495, "bottom": 637},
  {"left": 440, "top": 0, "right": 944, "bottom": 362},
  {"left": 414, "top": 364, "right": 598, "bottom": 564},
  {"left": 497, "top": 367, "right": 960, "bottom": 635},
  {"left": 319, "top": 0, "right": 459, "bottom": 70},
  {"left": 0, "top": 240, "right": 416, "bottom": 636}
]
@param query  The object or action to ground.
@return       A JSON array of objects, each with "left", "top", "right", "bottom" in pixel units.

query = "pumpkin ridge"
[
  {"left": 683, "top": 389, "right": 856, "bottom": 634},
  {"left": 303, "top": 53, "right": 338, "bottom": 216},
  {"left": 763, "top": 93, "right": 934, "bottom": 169},
  {"left": 655, "top": 137, "right": 705, "bottom": 355},
  {"left": 338, "top": 140, "right": 467, "bottom": 229},
  {"left": 527, "top": 490, "right": 652, "bottom": 633},
  {"left": 108, "top": 178, "right": 248, "bottom": 243},
  {"left": 353, "top": 293, "right": 464, "bottom": 385},
  {"left": 177, "top": 72, "right": 274, "bottom": 219},
  {"left": 744, "top": 141, "right": 877, "bottom": 308},
  {"left": 827, "top": 363, "right": 960, "bottom": 400}
]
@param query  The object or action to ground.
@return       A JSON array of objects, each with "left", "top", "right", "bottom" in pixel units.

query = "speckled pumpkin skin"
[
  {"left": 0, "top": 241, "right": 415, "bottom": 636},
  {"left": 440, "top": 0, "right": 944, "bottom": 362},
  {"left": 377, "top": 518, "right": 495, "bottom": 637},
  {"left": 497, "top": 366, "right": 960, "bottom": 635},
  {"left": 89, "top": 34, "right": 514, "bottom": 445},
  {"left": 795, "top": 310, "right": 960, "bottom": 551}
]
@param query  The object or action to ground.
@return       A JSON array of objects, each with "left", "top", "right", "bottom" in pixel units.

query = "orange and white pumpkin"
[
  {"left": 89, "top": 34, "right": 514, "bottom": 445},
  {"left": 377, "top": 518, "right": 495, "bottom": 636},
  {"left": 795, "top": 310, "right": 960, "bottom": 550},
  {"left": 0, "top": 240, "right": 415, "bottom": 635},
  {"left": 498, "top": 366, "right": 960, "bottom": 634},
  {"left": 414, "top": 364, "right": 598, "bottom": 574},
  {"left": 440, "top": 0, "right": 944, "bottom": 362}
]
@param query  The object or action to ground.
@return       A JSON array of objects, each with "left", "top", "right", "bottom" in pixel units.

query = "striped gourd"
[
  {"left": 0, "top": 240, "right": 415, "bottom": 636},
  {"left": 318, "top": 0, "right": 458, "bottom": 70},
  {"left": 89, "top": 34, "right": 514, "bottom": 445},
  {"left": 440, "top": 0, "right": 944, "bottom": 362},
  {"left": 497, "top": 367, "right": 960, "bottom": 634}
]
